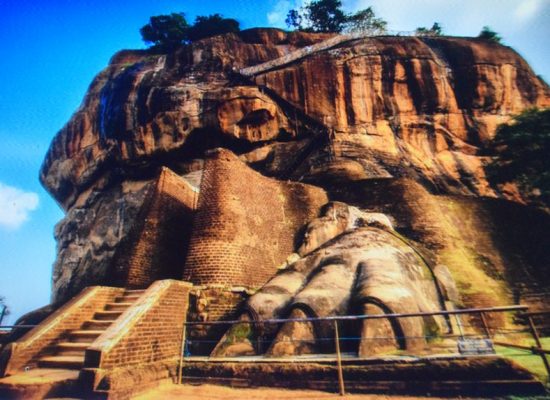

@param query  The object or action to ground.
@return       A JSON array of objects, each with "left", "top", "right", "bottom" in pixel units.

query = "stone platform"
[{"left": 181, "top": 354, "right": 547, "bottom": 397}]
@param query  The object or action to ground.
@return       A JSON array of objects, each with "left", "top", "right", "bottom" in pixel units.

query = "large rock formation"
[
  {"left": 212, "top": 202, "right": 453, "bottom": 358},
  {"left": 40, "top": 30, "right": 549, "bottom": 208},
  {"left": 40, "top": 28, "right": 550, "bottom": 338}
]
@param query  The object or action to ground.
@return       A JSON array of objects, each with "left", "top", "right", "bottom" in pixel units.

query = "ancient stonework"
[
  {"left": 36, "top": 28, "right": 550, "bottom": 357},
  {"left": 183, "top": 148, "right": 328, "bottom": 288},
  {"left": 212, "top": 202, "right": 449, "bottom": 357}
]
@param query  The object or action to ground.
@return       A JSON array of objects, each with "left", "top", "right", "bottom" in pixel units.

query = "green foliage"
[
  {"left": 486, "top": 108, "right": 550, "bottom": 207},
  {"left": 285, "top": 9, "right": 304, "bottom": 31},
  {"left": 140, "top": 13, "right": 189, "bottom": 51},
  {"left": 478, "top": 26, "right": 502, "bottom": 43},
  {"left": 286, "top": 0, "right": 387, "bottom": 34},
  {"left": 187, "top": 14, "right": 240, "bottom": 42},
  {"left": 496, "top": 337, "right": 550, "bottom": 382},
  {"left": 140, "top": 12, "right": 241, "bottom": 51},
  {"left": 225, "top": 322, "right": 253, "bottom": 345},
  {"left": 422, "top": 317, "right": 441, "bottom": 343},
  {"left": 344, "top": 7, "right": 387, "bottom": 34},
  {"left": 306, "top": 0, "right": 347, "bottom": 33},
  {"left": 0, "top": 296, "right": 9, "bottom": 324},
  {"left": 416, "top": 22, "right": 443, "bottom": 36}
]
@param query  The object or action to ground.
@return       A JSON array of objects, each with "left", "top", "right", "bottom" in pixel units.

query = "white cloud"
[
  {"left": 514, "top": 0, "right": 546, "bottom": 24},
  {"left": 268, "top": 0, "right": 292, "bottom": 26},
  {"left": 347, "top": 0, "right": 550, "bottom": 36},
  {"left": 0, "top": 183, "right": 39, "bottom": 230}
]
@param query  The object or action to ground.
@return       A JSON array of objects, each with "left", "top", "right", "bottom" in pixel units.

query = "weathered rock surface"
[
  {"left": 40, "top": 30, "right": 549, "bottom": 209},
  {"left": 40, "top": 29, "right": 336, "bottom": 209},
  {"left": 39, "top": 28, "right": 550, "bottom": 328},
  {"left": 52, "top": 179, "right": 152, "bottom": 303},
  {"left": 212, "top": 203, "right": 448, "bottom": 357}
]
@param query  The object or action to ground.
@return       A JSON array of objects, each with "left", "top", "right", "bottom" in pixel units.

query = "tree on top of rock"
[
  {"left": 344, "top": 7, "right": 387, "bottom": 34},
  {"left": 415, "top": 22, "right": 443, "bottom": 36},
  {"left": 187, "top": 14, "right": 240, "bottom": 42},
  {"left": 306, "top": 0, "right": 348, "bottom": 32},
  {"left": 286, "top": 1, "right": 387, "bottom": 34},
  {"left": 140, "top": 12, "right": 241, "bottom": 52},
  {"left": 140, "top": 13, "right": 189, "bottom": 51},
  {"left": 478, "top": 26, "right": 502, "bottom": 43}
]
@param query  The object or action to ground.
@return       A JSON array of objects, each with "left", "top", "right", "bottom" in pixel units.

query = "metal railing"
[
  {"left": 239, "top": 29, "right": 452, "bottom": 77},
  {"left": 181, "top": 305, "right": 550, "bottom": 392}
]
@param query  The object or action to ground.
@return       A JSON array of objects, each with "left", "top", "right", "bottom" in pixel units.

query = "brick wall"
[
  {"left": 1, "top": 286, "right": 123, "bottom": 376},
  {"left": 114, "top": 168, "right": 198, "bottom": 288},
  {"left": 85, "top": 280, "right": 192, "bottom": 370},
  {"left": 183, "top": 149, "right": 327, "bottom": 288}
]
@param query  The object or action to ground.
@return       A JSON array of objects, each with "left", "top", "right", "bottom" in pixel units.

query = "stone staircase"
[
  {"left": 37, "top": 289, "right": 145, "bottom": 371},
  {"left": 0, "top": 280, "right": 192, "bottom": 399}
]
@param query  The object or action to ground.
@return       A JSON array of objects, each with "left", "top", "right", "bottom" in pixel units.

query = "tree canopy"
[
  {"left": 306, "top": 0, "right": 348, "bottom": 33},
  {"left": 187, "top": 14, "right": 240, "bottom": 42},
  {"left": 415, "top": 22, "right": 443, "bottom": 36},
  {"left": 140, "top": 12, "right": 241, "bottom": 51},
  {"left": 140, "top": 13, "right": 190, "bottom": 51},
  {"left": 344, "top": 7, "right": 387, "bottom": 34},
  {"left": 286, "top": 0, "right": 387, "bottom": 34},
  {"left": 478, "top": 26, "right": 502, "bottom": 43},
  {"left": 486, "top": 108, "right": 550, "bottom": 208}
]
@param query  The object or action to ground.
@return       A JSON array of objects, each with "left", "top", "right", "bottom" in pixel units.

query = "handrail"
[
  {"left": 494, "top": 341, "right": 550, "bottom": 355},
  {"left": 185, "top": 305, "right": 528, "bottom": 326},
  {"left": 0, "top": 325, "right": 37, "bottom": 329}
]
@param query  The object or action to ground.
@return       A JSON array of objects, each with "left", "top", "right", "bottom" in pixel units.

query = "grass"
[{"left": 495, "top": 337, "right": 550, "bottom": 384}]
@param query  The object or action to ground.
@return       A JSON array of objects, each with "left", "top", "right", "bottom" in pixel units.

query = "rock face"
[
  {"left": 212, "top": 202, "right": 449, "bottom": 357},
  {"left": 40, "top": 30, "right": 549, "bottom": 210},
  {"left": 40, "top": 28, "right": 550, "bottom": 348}
]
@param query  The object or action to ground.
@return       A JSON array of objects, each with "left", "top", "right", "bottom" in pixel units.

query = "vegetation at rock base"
[
  {"left": 0, "top": 296, "right": 9, "bottom": 324},
  {"left": 478, "top": 26, "right": 502, "bottom": 43},
  {"left": 286, "top": 0, "right": 387, "bottom": 34},
  {"left": 415, "top": 22, "right": 443, "bottom": 36},
  {"left": 486, "top": 108, "right": 550, "bottom": 208},
  {"left": 140, "top": 12, "right": 240, "bottom": 51}
]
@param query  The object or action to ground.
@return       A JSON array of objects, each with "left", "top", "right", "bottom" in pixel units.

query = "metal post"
[
  {"left": 454, "top": 313, "right": 465, "bottom": 339},
  {"left": 0, "top": 305, "right": 6, "bottom": 326},
  {"left": 526, "top": 315, "right": 550, "bottom": 378},
  {"left": 479, "top": 311, "right": 492, "bottom": 339},
  {"left": 177, "top": 321, "right": 187, "bottom": 385},
  {"left": 333, "top": 320, "right": 345, "bottom": 396}
]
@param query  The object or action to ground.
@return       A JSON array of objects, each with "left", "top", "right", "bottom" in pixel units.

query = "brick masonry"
[
  {"left": 113, "top": 168, "right": 198, "bottom": 288},
  {"left": 183, "top": 148, "right": 328, "bottom": 288},
  {"left": 85, "top": 280, "right": 192, "bottom": 370},
  {"left": 0, "top": 286, "right": 123, "bottom": 376}
]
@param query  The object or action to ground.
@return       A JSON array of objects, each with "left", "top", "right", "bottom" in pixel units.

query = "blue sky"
[{"left": 0, "top": 0, "right": 548, "bottom": 324}]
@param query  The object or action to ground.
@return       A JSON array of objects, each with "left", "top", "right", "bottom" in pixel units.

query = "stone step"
[
  {"left": 82, "top": 319, "right": 112, "bottom": 330},
  {"left": 93, "top": 310, "right": 123, "bottom": 321},
  {"left": 124, "top": 289, "right": 145, "bottom": 295},
  {"left": 38, "top": 356, "right": 84, "bottom": 370},
  {"left": 52, "top": 342, "right": 89, "bottom": 357},
  {"left": 104, "top": 302, "right": 132, "bottom": 312},
  {"left": 115, "top": 294, "right": 141, "bottom": 303},
  {"left": 69, "top": 330, "right": 104, "bottom": 343}
]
